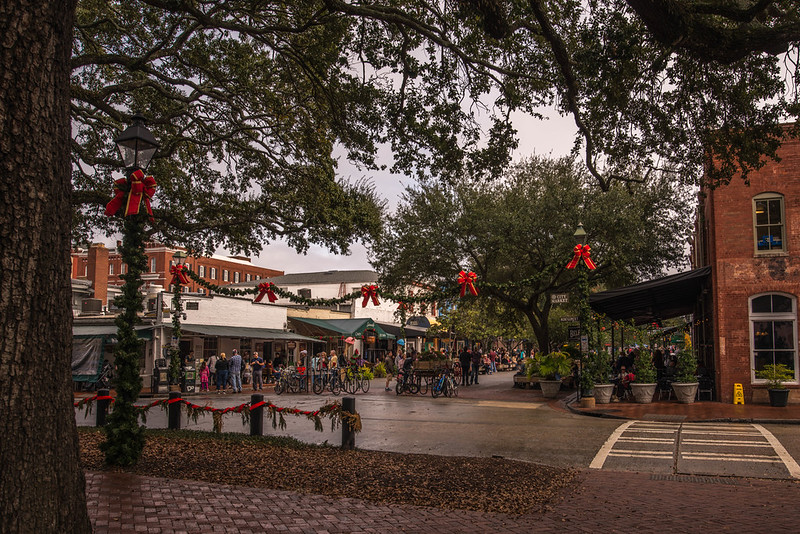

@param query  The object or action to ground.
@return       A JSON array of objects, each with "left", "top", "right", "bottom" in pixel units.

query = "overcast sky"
[{"left": 253, "top": 109, "right": 579, "bottom": 274}]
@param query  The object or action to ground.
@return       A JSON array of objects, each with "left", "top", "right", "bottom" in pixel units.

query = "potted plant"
[
  {"left": 755, "top": 363, "right": 794, "bottom": 407},
  {"left": 590, "top": 352, "right": 615, "bottom": 404},
  {"left": 630, "top": 349, "right": 657, "bottom": 404},
  {"left": 537, "top": 351, "right": 572, "bottom": 399},
  {"left": 670, "top": 349, "right": 699, "bottom": 403}
]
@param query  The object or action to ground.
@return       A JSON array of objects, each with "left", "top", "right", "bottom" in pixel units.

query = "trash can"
[
  {"left": 151, "top": 359, "right": 169, "bottom": 394},
  {"left": 181, "top": 366, "right": 197, "bottom": 393}
]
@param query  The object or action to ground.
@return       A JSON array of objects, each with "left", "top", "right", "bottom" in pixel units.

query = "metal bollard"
[
  {"left": 96, "top": 388, "right": 111, "bottom": 427},
  {"left": 250, "top": 393, "right": 264, "bottom": 436},
  {"left": 341, "top": 396, "right": 356, "bottom": 450},
  {"left": 168, "top": 391, "right": 181, "bottom": 430}
]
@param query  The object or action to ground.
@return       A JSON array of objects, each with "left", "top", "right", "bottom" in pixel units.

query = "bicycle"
[
  {"left": 395, "top": 368, "right": 420, "bottom": 395},
  {"left": 312, "top": 368, "right": 342, "bottom": 396}
]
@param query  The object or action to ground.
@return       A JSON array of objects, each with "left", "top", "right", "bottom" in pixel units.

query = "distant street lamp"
[
  {"left": 170, "top": 250, "right": 189, "bottom": 387},
  {"left": 567, "top": 223, "right": 594, "bottom": 399}
]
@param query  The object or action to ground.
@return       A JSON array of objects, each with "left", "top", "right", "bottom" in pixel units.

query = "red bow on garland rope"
[
  {"left": 169, "top": 265, "right": 190, "bottom": 286},
  {"left": 565, "top": 244, "right": 597, "bottom": 270},
  {"left": 361, "top": 285, "right": 380, "bottom": 307},
  {"left": 254, "top": 282, "right": 278, "bottom": 303},
  {"left": 397, "top": 301, "right": 414, "bottom": 313},
  {"left": 458, "top": 270, "right": 479, "bottom": 297},
  {"left": 104, "top": 169, "right": 157, "bottom": 220}
]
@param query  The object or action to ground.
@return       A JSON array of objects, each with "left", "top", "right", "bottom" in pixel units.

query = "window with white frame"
[
  {"left": 750, "top": 293, "right": 797, "bottom": 382},
  {"left": 210, "top": 267, "right": 217, "bottom": 280},
  {"left": 753, "top": 193, "right": 785, "bottom": 253},
  {"left": 234, "top": 272, "right": 240, "bottom": 283},
  {"left": 109, "top": 263, "right": 114, "bottom": 275},
  {"left": 199, "top": 265, "right": 205, "bottom": 278},
  {"left": 246, "top": 273, "right": 251, "bottom": 282},
  {"left": 223, "top": 269, "right": 229, "bottom": 282},
  {"left": 150, "top": 257, "right": 157, "bottom": 273}
]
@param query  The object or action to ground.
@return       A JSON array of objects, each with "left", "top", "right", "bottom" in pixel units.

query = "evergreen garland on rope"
[
  {"left": 185, "top": 268, "right": 460, "bottom": 307},
  {"left": 101, "top": 212, "right": 148, "bottom": 466},
  {"left": 168, "top": 282, "right": 183, "bottom": 383}
]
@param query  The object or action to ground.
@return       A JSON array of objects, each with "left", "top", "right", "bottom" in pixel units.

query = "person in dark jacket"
[
  {"left": 215, "top": 353, "right": 229, "bottom": 394},
  {"left": 459, "top": 347, "right": 471, "bottom": 386},
  {"left": 470, "top": 347, "right": 482, "bottom": 385}
]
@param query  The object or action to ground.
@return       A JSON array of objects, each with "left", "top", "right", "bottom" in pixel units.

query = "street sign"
[
  {"left": 551, "top": 293, "right": 569, "bottom": 304},
  {"left": 568, "top": 326, "right": 581, "bottom": 341},
  {"left": 580, "top": 334, "right": 588, "bottom": 353},
  {"left": 560, "top": 316, "right": 578, "bottom": 323}
]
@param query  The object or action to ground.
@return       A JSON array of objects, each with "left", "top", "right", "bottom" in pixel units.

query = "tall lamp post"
[
  {"left": 103, "top": 114, "right": 159, "bottom": 466},
  {"left": 567, "top": 223, "right": 594, "bottom": 400},
  {"left": 170, "top": 250, "right": 189, "bottom": 386}
]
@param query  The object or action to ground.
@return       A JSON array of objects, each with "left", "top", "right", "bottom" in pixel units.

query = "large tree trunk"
[{"left": 0, "top": 1, "right": 90, "bottom": 532}]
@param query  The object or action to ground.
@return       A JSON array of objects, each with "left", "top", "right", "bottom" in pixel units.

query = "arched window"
[
  {"left": 750, "top": 293, "right": 797, "bottom": 383},
  {"left": 752, "top": 193, "right": 785, "bottom": 254}
]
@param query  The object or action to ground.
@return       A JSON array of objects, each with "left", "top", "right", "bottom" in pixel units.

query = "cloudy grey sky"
[{"left": 252, "top": 109, "right": 578, "bottom": 274}]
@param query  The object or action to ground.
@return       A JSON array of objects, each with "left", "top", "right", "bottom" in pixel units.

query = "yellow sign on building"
[{"left": 733, "top": 383, "right": 745, "bottom": 405}]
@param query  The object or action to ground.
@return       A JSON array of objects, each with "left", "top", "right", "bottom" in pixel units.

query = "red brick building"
[
  {"left": 697, "top": 130, "right": 800, "bottom": 403},
  {"left": 71, "top": 243, "right": 283, "bottom": 307}
]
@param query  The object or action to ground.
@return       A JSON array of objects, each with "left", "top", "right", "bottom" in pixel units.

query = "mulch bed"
[{"left": 79, "top": 428, "right": 576, "bottom": 515}]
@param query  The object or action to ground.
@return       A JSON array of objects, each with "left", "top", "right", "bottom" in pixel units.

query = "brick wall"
[{"left": 706, "top": 133, "right": 800, "bottom": 402}]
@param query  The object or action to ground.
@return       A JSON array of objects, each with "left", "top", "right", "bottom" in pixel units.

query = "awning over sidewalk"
[
  {"left": 73, "top": 324, "right": 153, "bottom": 340},
  {"left": 589, "top": 266, "right": 710, "bottom": 325},
  {"left": 180, "top": 324, "right": 319, "bottom": 342},
  {"left": 376, "top": 322, "right": 428, "bottom": 339},
  {"left": 288, "top": 317, "right": 395, "bottom": 339}
]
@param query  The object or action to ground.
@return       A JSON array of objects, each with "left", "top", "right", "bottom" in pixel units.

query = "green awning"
[
  {"left": 180, "top": 324, "right": 319, "bottom": 342},
  {"left": 288, "top": 317, "right": 395, "bottom": 339}
]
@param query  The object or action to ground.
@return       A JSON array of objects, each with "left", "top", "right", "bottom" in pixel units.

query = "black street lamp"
[
  {"left": 571, "top": 223, "right": 591, "bottom": 399},
  {"left": 114, "top": 113, "right": 159, "bottom": 172}
]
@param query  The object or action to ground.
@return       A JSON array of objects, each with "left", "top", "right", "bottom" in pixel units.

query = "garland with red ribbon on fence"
[{"left": 74, "top": 395, "right": 360, "bottom": 435}]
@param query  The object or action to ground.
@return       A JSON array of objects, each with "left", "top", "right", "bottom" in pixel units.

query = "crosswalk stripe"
[
  {"left": 682, "top": 455, "right": 783, "bottom": 464},
  {"left": 752, "top": 424, "right": 800, "bottom": 479},
  {"left": 682, "top": 439, "right": 771, "bottom": 447},
  {"left": 680, "top": 451, "right": 779, "bottom": 459},
  {"left": 682, "top": 430, "right": 760, "bottom": 436},
  {"left": 608, "top": 451, "right": 674, "bottom": 459},
  {"left": 590, "top": 420, "right": 636, "bottom": 469}
]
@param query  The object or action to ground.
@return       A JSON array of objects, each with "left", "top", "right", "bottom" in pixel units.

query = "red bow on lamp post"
[
  {"left": 565, "top": 244, "right": 596, "bottom": 270},
  {"left": 254, "top": 282, "right": 278, "bottom": 303},
  {"left": 458, "top": 270, "right": 479, "bottom": 297},
  {"left": 169, "top": 264, "right": 190, "bottom": 285},
  {"left": 361, "top": 285, "right": 380, "bottom": 307},
  {"left": 104, "top": 169, "right": 157, "bottom": 220}
]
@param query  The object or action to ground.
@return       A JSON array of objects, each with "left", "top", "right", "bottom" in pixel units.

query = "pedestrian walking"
[
  {"left": 470, "top": 347, "right": 481, "bottom": 385},
  {"left": 384, "top": 350, "right": 395, "bottom": 391},
  {"left": 199, "top": 361, "right": 210, "bottom": 392},
  {"left": 459, "top": 346, "right": 471, "bottom": 386},
  {"left": 215, "top": 353, "right": 229, "bottom": 394},
  {"left": 229, "top": 349, "right": 243, "bottom": 393},
  {"left": 251, "top": 351, "right": 264, "bottom": 391},
  {"left": 207, "top": 353, "right": 218, "bottom": 390}
]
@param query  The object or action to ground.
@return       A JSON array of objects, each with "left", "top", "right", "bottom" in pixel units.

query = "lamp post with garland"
[
  {"left": 169, "top": 250, "right": 188, "bottom": 387},
  {"left": 567, "top": 223, "right": 595, "bottom": 401},
  {"left": 100, "top": 114, "right": 159, "bottom": 466}
]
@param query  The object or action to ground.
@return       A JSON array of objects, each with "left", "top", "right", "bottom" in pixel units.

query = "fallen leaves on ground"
[{"left": 79, "top": 429, "right": 576, "bottom": 515}]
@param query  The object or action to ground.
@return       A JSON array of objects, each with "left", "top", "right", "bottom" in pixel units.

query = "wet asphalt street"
[{"left": 76, "top": 371, "right": 800, "bottom": 479}]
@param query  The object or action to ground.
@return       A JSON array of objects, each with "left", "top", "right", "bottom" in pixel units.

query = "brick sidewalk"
[{"left": 86, "top": 468, "right": 800, "bottom": 533}]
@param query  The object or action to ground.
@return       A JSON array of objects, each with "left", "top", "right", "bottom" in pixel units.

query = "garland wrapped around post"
[
  {"left": 169, "top": 281, "right": 183, "bottom": 384},
  {"left": 100, "top": 211, "right": 148, "bottom": 466}
]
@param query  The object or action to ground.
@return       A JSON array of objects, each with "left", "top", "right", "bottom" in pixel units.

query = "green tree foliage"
[
  {"left": 70, "top": 1, "right": 800, "bottom": 256},
  {"left": 430, "top": 299, "right": 533, "bottom": 346},
  {"left": 372, "top": 155, "right": 692, "bottom": 351}
]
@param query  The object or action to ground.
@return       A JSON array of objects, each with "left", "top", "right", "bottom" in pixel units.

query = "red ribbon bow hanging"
[
  {"left": 104, "top": 169, "right": 157, "bottom": 220},
  {"left": 397, "top": 301, "right": 414, "bottom": 313},
  {"left": 565, "top": 244, "right": 597, "bottom": 270},
  {"left": 361, "top": 285, "right": 380, "bottom": 307},
  {"left": 458, "top": 270, "right": 479, "bottom": 297},
  {"left": 254, "top": 282, "right": 278, "bottom": 303},
  {"left": 169, "top": 265, "right": 190, "bottom": 285}
]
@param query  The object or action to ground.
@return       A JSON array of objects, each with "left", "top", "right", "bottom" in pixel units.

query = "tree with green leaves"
[
  {"left": 430, "top": 299, "right": 533, "bottom": 348},
  {"left": 372, "top": 155, "right": 693, "bottom": 352}
]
